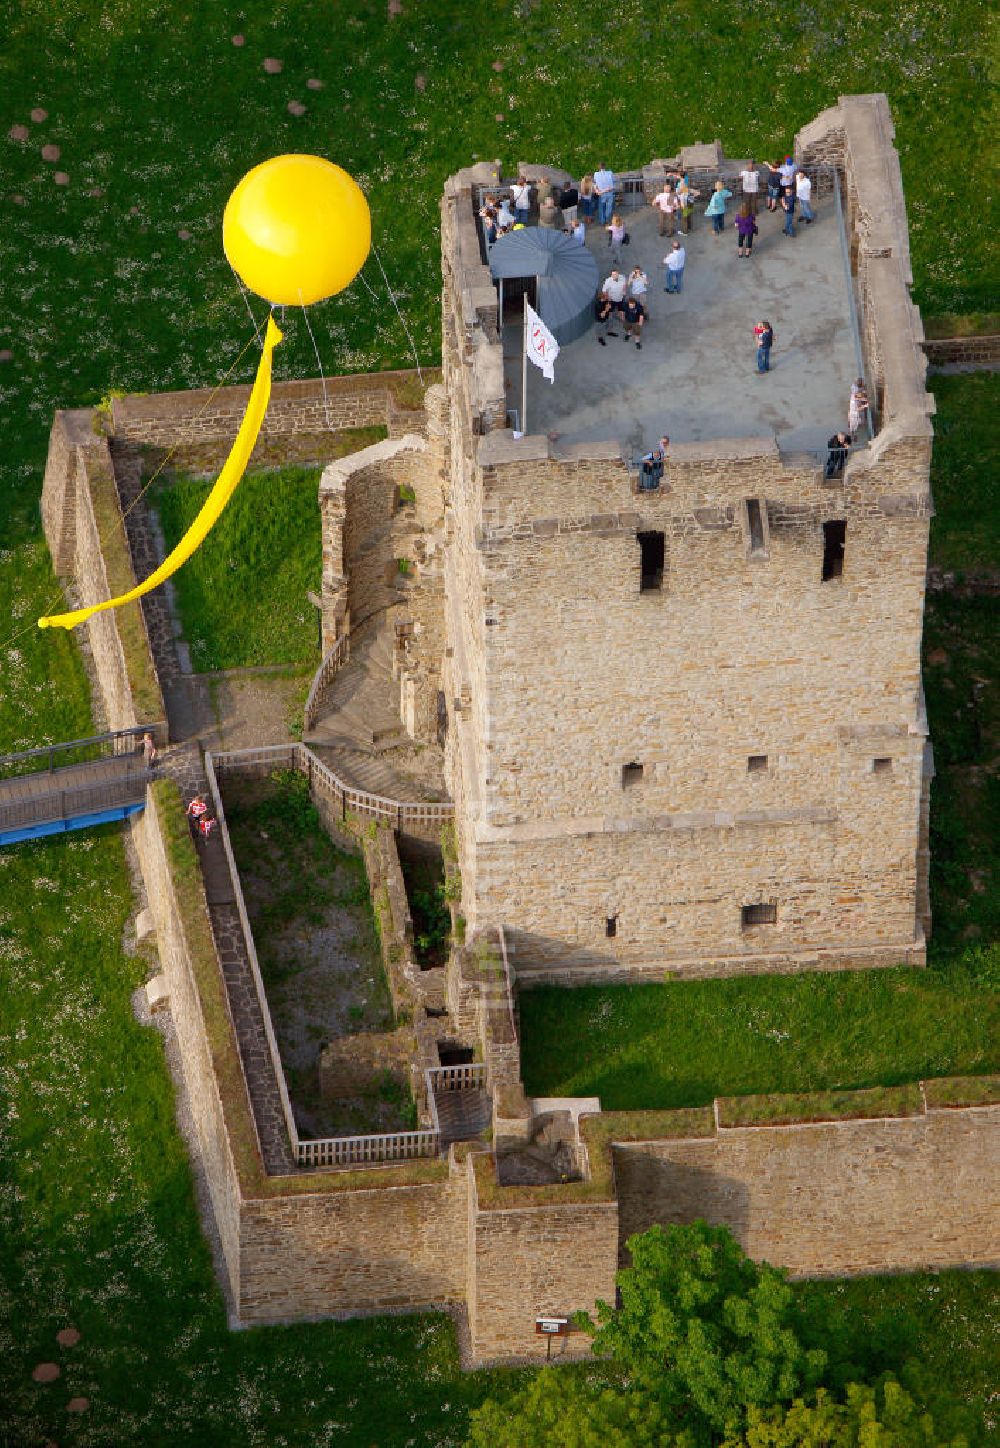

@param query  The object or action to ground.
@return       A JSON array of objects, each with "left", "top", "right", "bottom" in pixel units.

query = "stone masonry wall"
[
  {"left": 922, "top": 334, "right": 1000, "bottom": 368},
  {"left": 468, "top": 1157, "right": 619, "bottom": 1363},
  {"left": 131, "top": 792, "right": 244, "bottom": 1304},
  {"left": 451, "top": 433, "right": 929, "bottom": 973},
  {"left": 440, "top": 103, "right": 934, "bottom": 979},
  {"left": 238, "top": 1161, "right": 468, "bottom": 1322},
  {"left": 40, "top": 409, "right": 165, "bottom": 735},
  {"left": 110, "top": 369, "right": 432, "bottom": 450},
  {"left": 614, "top": 1104, "right": 1000, "bottom": 1276}
]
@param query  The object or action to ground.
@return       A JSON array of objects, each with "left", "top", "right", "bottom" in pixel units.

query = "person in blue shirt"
[
  {"left": 704, "top": 180, "right": 733, "bottom": 236},
  {"left": 593, "top": 163, "right": 616, "bottom": 224}
]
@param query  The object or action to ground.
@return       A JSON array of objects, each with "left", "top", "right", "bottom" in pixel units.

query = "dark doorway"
[
  {"left": 638, "top": 530, "right": 665, "bottom": 591},
  {"left": 822, "top": 520, "right": 846, "bottom": 581}
]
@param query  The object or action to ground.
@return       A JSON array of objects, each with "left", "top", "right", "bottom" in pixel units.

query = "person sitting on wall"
[
  {"left": 641, "top": 435, "right": 669, "bottom": 489},
  {"left": 825, "top": 430, "right": 851, "bottom": 478}
]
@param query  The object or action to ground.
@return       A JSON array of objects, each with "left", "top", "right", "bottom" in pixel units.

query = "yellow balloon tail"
[{"left": 39, "top": 317, "right": 283, "bottom": 632}]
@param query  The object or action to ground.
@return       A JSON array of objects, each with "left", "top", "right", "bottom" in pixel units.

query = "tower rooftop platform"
[{"left": 500, "top": 191, "right": 863, "bottom": 457}]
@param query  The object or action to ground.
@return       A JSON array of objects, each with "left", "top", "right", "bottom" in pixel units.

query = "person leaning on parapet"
[
  {"left": 640, "top": 435, "right": 669, "bottom": 489},
  {"left": 753, "top": 318, "right": 774, "bottom": 372},
  {"left": 510, "top": 174, "right": 532, "bottom": 225},
  {"left": 848, "top": 377, "right": 869, "bottom": 437},
  {"left": 594, "top": 288, "right": 616, "bottom": 344},
  {"left": 558, "top": 178, "right": 578, "bottom": 226},
  {"left": 663, "top": 239, "right": 686, "bottom": 293},
  {"left": 651, "top": 181, "right": 681, "bottom": 237},
  {"left": 762, "top": 161, "right": 783, "bottom": 212},
  {"left": 622, "top": 292, "right": 646, "bottom": 349},
  {"left": 579, "top": 174, "right": 598, "bottom": 225},
  {"left": 739, "top": 158, "right": 760, "bottom": 212},
  {"left": 825, "top": 430, "right": 851, "bottom": 479},
  {"left": 704, "top": 179, "right": 733, "bottom": 237},
  {"left": 735, "top": 200, "right": 758, "bottom": 257},
  {"left": 593, "top": 161, "right": 616, "bottom": 224}
]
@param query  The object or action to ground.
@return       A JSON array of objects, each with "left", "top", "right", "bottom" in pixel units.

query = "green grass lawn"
[
  {"left": 519, "top": 965, "right": 998, "bottom": 1108},
  {"left": 927, "top": 373, "right": 1000, "bottom": 577},
  {"left": 155, "top": 441, "right": 381, "bottom": 671}
]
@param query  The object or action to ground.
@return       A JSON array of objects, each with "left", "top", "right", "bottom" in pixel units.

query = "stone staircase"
[
  {"left": 304, "top": 624, "right": 448, "bottom": 803},
  {"left": 434, "top": 1086, "right": 492, "bottom": 1146}
]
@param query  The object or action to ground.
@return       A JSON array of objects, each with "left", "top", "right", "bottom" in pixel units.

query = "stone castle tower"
[{"left": 438, "top": 95, "right": 935, "bottom": 983}]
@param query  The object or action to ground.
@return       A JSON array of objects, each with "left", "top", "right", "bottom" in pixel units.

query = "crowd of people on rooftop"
[{"left": 480, "top": 157, "right": 870, "bottom": 478}]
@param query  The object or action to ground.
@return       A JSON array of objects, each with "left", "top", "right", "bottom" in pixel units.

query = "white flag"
[{"left": 525, "top": 302, "right": 559, "bottom": 383}]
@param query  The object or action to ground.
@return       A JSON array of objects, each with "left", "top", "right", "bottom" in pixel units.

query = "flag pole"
[{"left": 521, "top": 291, "right": 528, "bottom": 435}]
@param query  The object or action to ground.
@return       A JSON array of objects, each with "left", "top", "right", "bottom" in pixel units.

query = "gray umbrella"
[{"left": 489, "top": 227, "right": 600, "bottom": 346}]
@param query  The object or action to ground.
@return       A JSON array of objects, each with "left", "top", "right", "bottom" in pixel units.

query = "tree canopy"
[{"left": 467, "top": 1224, "right": 961, "bottom": 1448}]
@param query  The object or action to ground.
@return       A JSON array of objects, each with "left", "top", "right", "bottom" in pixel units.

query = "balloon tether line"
[
  {"left": 298, "top": 290, "right": 336, "bottom": 433},
  {"left": 2, "top": 330, "right": 261, "bottom": 656},
  {"left": 372, "top": 242, "right": 424, "bottom": 384},
  {"left": 36, "top": 318, "right": 282, "bottom": 632}
]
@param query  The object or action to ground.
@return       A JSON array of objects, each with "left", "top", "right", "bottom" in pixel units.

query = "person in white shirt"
[
  {"left": 510, "top": 176, "right": 532, "bottom": 223},
  {"left": 663, "top": 240, "right": 686, "bottom": 293},
  {"left": 603, "top": 268, "right": 627, "bottom": 307},
  {"left": 795, "top": 170, "right": 814, "bottom": 223},
  {"left": 593, "top": 163, "right": 616, "bottom": 224},
  {"left": 571, "top": 218, "right": 586, "bottom": 245},
  {"left": 602, "top": 269, "right": 628, "bottom": 332},
  {"left": 739, "top": 159, "right": 760, "bottom": 213},
  {"left": 650, "top": 183, "right": 681, "bottom": 236}
]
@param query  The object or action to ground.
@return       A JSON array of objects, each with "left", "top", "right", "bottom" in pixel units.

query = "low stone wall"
[
  {"left": 922, "top": 334, "right": 1000, "bottom": 368},
  {"left": 239, "top": 1158, "right": 469, "bottom": 1322},
  {"left": 40, "top": 409, "right": 166, "bottom": 734},
  {"left": 610, "top": 1095, "right": 1000, "bottom": 1276},
  {"left": 132, "top": 785, "right": 245, "bottom": 1304},
  {"left": 110, "top": 369, "right": 436, "bottom": 450}
]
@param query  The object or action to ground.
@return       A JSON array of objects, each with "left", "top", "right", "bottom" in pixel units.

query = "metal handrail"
[
  {"left": 0, "top": 726, "right": 151, "bottom": 777},
  {"left": 0, "top": 771, "right": 151, "bottom": 830}
]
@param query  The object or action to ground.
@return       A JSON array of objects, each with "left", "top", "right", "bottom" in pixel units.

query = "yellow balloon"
[{"left": 223, "top": 154, "right": 371, "bottom": 306}]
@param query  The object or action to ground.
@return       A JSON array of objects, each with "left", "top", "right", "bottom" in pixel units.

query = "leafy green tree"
[
  {"left": 466, "top": 1365, "right": 689, "bottom": 1448},
  {"left": 723, "top": 1379, "right": 966, "bottom": 1447},
  {"left": 584, "top": 1222, "right": 827, "bottom": 1440}
]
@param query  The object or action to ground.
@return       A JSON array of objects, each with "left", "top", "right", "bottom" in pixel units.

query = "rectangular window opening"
[
  {"left": 742, "top": 902, "right": 777, "bottom": 928},
  {"left": 606, "top": 915, "right": 618, "bottom": 938},
  {"left": 746, "top": 498, "right": 766, "bottom": 554},
  {"left": 747, "top": 754, "right": 769, "bottom": 774},
  {"left": 822, "top": 520, "right": 846, "bottom": 581},
  {"left": 638, "top": 530, "right": 665, "bottom": 592},
  {"left": 622, "top": 762, "right": 644, "bottom": 789},
  {"left": 872, "top": 757, "right": 893, "bottom": 775}
]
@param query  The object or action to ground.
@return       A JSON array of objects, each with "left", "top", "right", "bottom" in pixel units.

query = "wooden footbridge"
[{"left": 0, "top": 728, "right": 155, "bottom": 846}]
